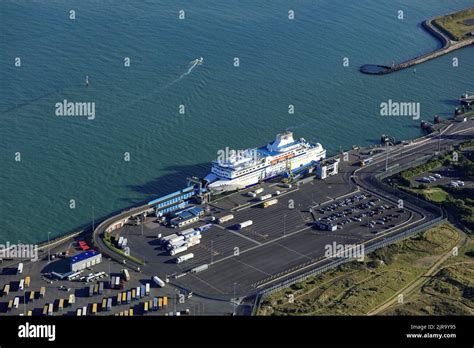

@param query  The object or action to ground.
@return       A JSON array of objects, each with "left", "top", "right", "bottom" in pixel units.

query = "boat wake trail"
[
  {"left": 166, "top": 58, "right": 203, "bottom": 88},
  {"left": 106, "top": 58, "right": 204, "bottom": 114}
]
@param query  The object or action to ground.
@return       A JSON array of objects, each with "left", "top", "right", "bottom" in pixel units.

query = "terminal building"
[
  {"left": 70, "top": 250, "right": 102, "bottom": 272},
  {"left": 316, "top": 158, "right": 340, "bottom": 179},
  {"left": 170, "top": 206, "right": 204, "bottom": 228}
]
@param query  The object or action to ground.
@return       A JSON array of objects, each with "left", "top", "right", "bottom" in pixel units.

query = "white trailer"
[
  {"left": 13, "top": 296, "right": 20, "bottom": 309},
  {"left": 217, "top": 214, "right": 234, "bottom": 224},
  {"left": 145, "top": 283, "right": 150, "bottom": 296},
  {"left": 237, "top": 220, "right": 253, "bottom": 230},
  {"left": 259, "top": 194, "right": 272, "bottom": 201},
  {"left": 170, "top": 245, "right": 188, "bottom": 256},
  {"left": 152, "top": 276, "right": 165, "bottom": 288},
  {"left": 176, "top": 253, "right": 194, "bottom": 264},
  {"left": 161, "top": 234, "right": 179, "bottom": 244},
  {"left": 19, "top": 279, "right": 25, "bottom": 291},
  {"left": 168, "top": 235, "right": 185, "bottom": 245},
  {"left": 254, "top": 188, "right": 264, "bottom": 195},
  {"left": 17, "top": 263, "right": 23, "bottom": 275}
]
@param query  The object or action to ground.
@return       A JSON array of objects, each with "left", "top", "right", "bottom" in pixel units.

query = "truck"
[
  {"left": 58, "top": 298, "right": 64, "bottom": 311},
  {"left": 107, "top": 298, "right": 112, "bottom": 311},
  {"left": 247, "top": 192, "right": 257, "bottom": 198},
  {"left": 186, "top": 239, "right": 201, "bottom": 248},
  {"left": 76, "top": 308, "right": 82, "bottom": 316},
  {"left": 3, "top": 284, "right": 10, "bottom": 296},
  {"left": 217, "top": 214, "right": 234, "bottom": 224},
  {"left": 153, "top": 297, "right": 158, "bottom": 311},
  {"left": 110, "top": 276, "right": 116, "bottom": 288},
  {"left": 39, "top": 286, "right": 46, "bottom": 298},
  {"left": 161, "top": 233, "right": 179, "bottom": 244},
  {"left": 42, "top": 304, "right": 48, "bottom": 315},
  {"left": 163, "top": 296, "right": 168, "bottom": 307},
  {"left": 48, "top": 303, "right": 53, "bottom": 316},
  {"left": 254, "top": 188, "right": 264, "bottom": 195},
  {"left": 170, "top": 245, "right": 188, "bottom": 256},
  {"left": 126, "top": 291, "right": 131, "bottom": 304},
  {"left": 143, "top": 302, "right": 148, "bottom": 313},
  {"left": 116, "top": 293, "right": 121, "bottom": 305},
  {"left": 98, "top": 281, "right": 104, "bottom": 295},
  {"left": 168, "top": 235, "right": 185, "bottom": 245},
  {"left": 68, "top": 294, "right": 75, "bottom": 304},
  {"left": 24, "top": 276, "right": 31, "bottom": 287},
  {"left": 118, "top": 236, "right": 124, "bottom": 247},
  {"left": 122, "top": 268, "right": 130, "bottom": 281},
  {"left": 17, "top": 263, "right": 23, "bottom": 274},
  {"left": 88, "top": 285, "right": 94, "bottom": 297},
  {"left": 13, "top": 296, "right": 20, "bottom": 309},
  {"left": 140, "top": 285, "right": 145, "bottom": 298},
  {"left": 102, "top": 298, "right": 107, "bottom": 311},
  {"left": 82, "top": 306, "right": 87, "bottom": 315},
  {"left": 158, "top": 297, "right": 163, "bottom": 309},
  {"left": 359, "top": 158, "right": 373, "bottom": 167},
  {"left": 94, "top": 283, "right": 99, "bottom": 295},
  {"left": 262, "top": 199, "right": 278, "bottom": 208},
  {"left": 29, "top": 290, "right": 35, "bottom": 301},
  {"left": 132, "top": 289, "right": 136, "bottom": 300},
  {"left": 115, "top": 277, "right": 120, "bottom": 288},
  {"left": 145, "top": 283, "right": 150, "bottom": 296},
  {"left": 237, "top": 220, "right": 253, "bottom": 230},
  {"left": 92, "top": 303, "right": 98, "bottom": 315},
  {"left": 181, "top": 230, "right": 200, "bottom": 239},
  {"left": 122, "top": 292, "right": 127, "bottom": 303},
  {"left": 153, "top": 276, "right": 165, "bottom": 288},
  {"left": 136, "top": 286, "right": 141, "bottom": 299},
  {"left": 259, "top": 194, "right": 272, "bottom": 201},
  {"left": 176, "top": 253, "right": 194, "bottom": 264}
]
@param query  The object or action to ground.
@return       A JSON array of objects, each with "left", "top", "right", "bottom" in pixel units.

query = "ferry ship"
[{"left": 204, "top": 131, "right": 326, "bottom": 192}]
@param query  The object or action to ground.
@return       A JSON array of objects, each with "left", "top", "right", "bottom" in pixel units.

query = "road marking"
[{"left": 214, "top": 224, "right": 262, "bottom": 245}]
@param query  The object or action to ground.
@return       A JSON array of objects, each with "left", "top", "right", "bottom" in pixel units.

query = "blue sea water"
[{"left": 0, "top": 0, "right": 473, "bottom": 243}]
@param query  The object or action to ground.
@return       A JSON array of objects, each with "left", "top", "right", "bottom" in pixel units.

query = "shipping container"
[
  {"left": 163, "top": 296, "right": 168, "bottom": 307},
  {"left": 102, "top": 298, "right": 107, "bottom": 311},
  {"left": 153, "top": 276, "right": 165, "bottom": 288},
  {"left": 158, "top": 297, "right": 163, "bottom": 309},
  {"left": 92, "top": 303, "right": 97, "bottom": 315},
  {"left": 129, "top": 308, "right": 133, "bottom": 316},
  {"left": 17, "top": 263, "right": 23, "bottom": 274},
  {"left": 27, "top": 310, "right": 32, "bottom": 316},
  {"left": 115, "top": 277, "right": 120, "bottom": 288},
  {"left": 48, "top": 303, "right": 53, "bottom": 316},
  {"left": 94, "top": 284, "right": 99, "bottom": 295},
  {"left": 217, "top": 214, "right": 234, "bottom": 224},
  {"left": 143, "top": 302, "right": 148, "bottom": 313},
  {"left": 122, "top": 269, "right": 130, "bottom": 281},
  {"left": 107, "top": 298, "right": 112, "bottom": 311},
  {"left": 262, "top": 199, "right": 278, "bottom": 208},
  {"left": 127, "top": 291, "right": 131, "bottom": 304},
  {"left": 110, "top": 276, "right": 115, "bottom": 289},
  {"left": 99, "top": 282, "right": 104, "bottom": 295},
  {"left": 153, "top": 297, "right": 158, "bottom": 311},
  {"left": 24, "top": 276, "right": 31, "bottom": 287},
  {"left": 40, "top": 286, "right": 46, "bottom": 298},
  {"left": 82, "top": 306, "right": 87, "bottom": 315},
  {"left": 3, "top": 284, "right": 10, "bottom": 296},
  {"left": 145, "top": 283, "right": 150, "bottom": 296},
  {"left": 237, "top": 220, "right": 253, "bottom": 229},
  {"left": 176, "top": 253, "right": 194, "bottom": 264},
  {"left": 136, "top": 286, "right": 140, "bottom": 299},
  {"left": 122, "top": 292, "right": 127, "bottom": 303},
  {"left": 68, "top": 294, "right": 75, "bottom": 304},
  {"left": 58, "top": 298, "right": 64, "bottom": 310},
  {"left": 124, "top": 310, "right": 129, "bottom": 316},
  {"left": 131, "top": 289, "right": 136, "bottom": 300},
  {"left": 116, "top": 293, "right": 121, "bottom": 305},
  {"left": 88, "top": 285, "right": 94, "bottom": 297},
  {"left": 149, "top": 299, "right": 153, "bottom": 310},
  {"left": 76, "top": 308, "right": 82, "bottom": 316},
  {"left": 29, "top": 290, "right": 35, "bottom": 301},
  {"left": 140, "top": 285, "right": 145, "bottom": 298},
  {"left": 42, "top": 304, "right": 48, "bottom": 315}
]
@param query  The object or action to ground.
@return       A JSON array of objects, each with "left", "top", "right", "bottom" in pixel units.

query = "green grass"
[
  {"left": 103, "top": 233, "right": 145, "bottom": 265},
  {"left": 421, "top": 187, "right": 449, "bottom": 202},
  {"left": 257, "top": 223, "right": 460, "bottom": 316},
  {"left": 434, "top": 7, "right": 474, "bottom": 41}
]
